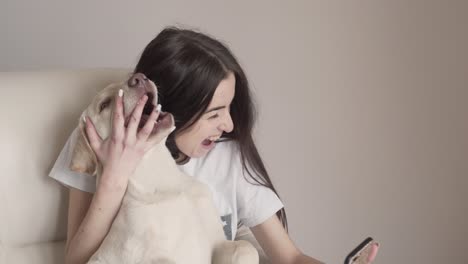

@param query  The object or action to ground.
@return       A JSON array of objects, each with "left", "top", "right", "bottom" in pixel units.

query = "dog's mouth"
[
  {"left": 124, "top": 91, "right": 172, "bottom": 132},
  {"left": 141, "top": 92, "right": 156, "bottom": 124}
]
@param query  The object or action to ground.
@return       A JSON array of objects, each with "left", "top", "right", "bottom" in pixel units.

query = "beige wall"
[{"left": 2, "top": 0, "right": 467, "bottom": 263}]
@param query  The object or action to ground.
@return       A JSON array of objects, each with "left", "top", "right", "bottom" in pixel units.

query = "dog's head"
[{"left": 69, "top": 73, "right": 175, "bottom": 176}]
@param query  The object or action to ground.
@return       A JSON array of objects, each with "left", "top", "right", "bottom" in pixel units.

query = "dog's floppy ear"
[{"left": 69, "top": 121, "right": 98, "bottom": 176}]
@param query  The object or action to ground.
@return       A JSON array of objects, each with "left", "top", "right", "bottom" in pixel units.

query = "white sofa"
[{"left": 0, "top": 69, "right": 267, "bottom": 264}]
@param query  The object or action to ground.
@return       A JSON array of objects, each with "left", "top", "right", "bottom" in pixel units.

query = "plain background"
[{"left": 2, "top": 0, "right": 467, "bottom": 263}]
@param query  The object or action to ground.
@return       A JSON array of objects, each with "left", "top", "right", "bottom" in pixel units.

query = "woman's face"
[{"left": 174, "top": 72, "right": 235, "bottom": 158}]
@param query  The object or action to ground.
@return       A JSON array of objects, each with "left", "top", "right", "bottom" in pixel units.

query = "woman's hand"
[
  {"left": 83, "top": 90, "right": 161, "bottom": 187},
  {"left": 366, "top": 242, "right": 379, "bottom": 263},
  {"left": 251, "top": 215, "right": 380, "bottom": 264}
]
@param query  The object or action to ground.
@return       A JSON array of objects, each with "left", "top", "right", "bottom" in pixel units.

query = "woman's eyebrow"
[{"left": 204, "top": 106, "right": 225, "bottom": 114}]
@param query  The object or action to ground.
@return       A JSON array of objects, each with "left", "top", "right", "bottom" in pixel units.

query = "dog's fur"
[{"left": 69, "top": 75, "right": 259, "bottom": 263}]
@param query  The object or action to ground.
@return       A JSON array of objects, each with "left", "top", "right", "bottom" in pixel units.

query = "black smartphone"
[{"left": 344, "top": 237, "right": 376, "bottom": 264}]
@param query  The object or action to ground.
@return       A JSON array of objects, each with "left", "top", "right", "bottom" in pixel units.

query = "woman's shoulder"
[{"left": 48, "top": 127, "right": 97, "bottom": 193}]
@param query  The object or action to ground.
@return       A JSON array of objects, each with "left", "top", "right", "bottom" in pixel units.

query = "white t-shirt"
[{"left": 49, "top": 129, "right": 284, "bottom": 240}]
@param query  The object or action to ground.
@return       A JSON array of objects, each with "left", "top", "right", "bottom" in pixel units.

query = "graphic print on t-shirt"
[{"left": 220, "top": 214, "right": 232, "bottom": 240}]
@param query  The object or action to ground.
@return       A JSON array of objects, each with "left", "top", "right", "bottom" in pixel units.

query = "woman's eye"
[
  {"left": 209, "top": 114, "right": 219, "bottom": 119},
  {"left": 99, "top": 100, "right": 111, "bottom": 112}
]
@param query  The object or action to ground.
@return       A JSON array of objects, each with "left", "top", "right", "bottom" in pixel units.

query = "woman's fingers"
[
  {"left": 126, "top": 94, "right": 148, "bottom": 139},
  {"left": 137, "top": 104, "right": 161, "bottom": 141},
  {"left": 112, "top": 89, "right": 125, "bottom": 142},
  {"left": 83, "top": 116, "right": 102, "bottom": 152},
  {"left": 367, "top": 242, "right": 379, "bottom": 263}
]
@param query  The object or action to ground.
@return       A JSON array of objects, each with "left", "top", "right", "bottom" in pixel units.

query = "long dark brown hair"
[{"left": 134, "top": 26, "right": 288, "bottom": 230}]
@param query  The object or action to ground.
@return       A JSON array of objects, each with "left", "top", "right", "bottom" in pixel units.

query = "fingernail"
[
  {"left": 118, "top": 89, "right": 123, "bottom": 97},
  {"left": 82, "top": 116, "right": 87, "bottom": 123},
  {"left": 170, "top": 126, "right": 176, "bottom": 133},
  {"left": 156, "top": 104, "right": 162, "bottom": 112}
]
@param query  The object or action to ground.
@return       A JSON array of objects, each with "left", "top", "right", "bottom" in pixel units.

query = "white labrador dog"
[{"left": 69, "top": 73, "right": 259, "bottom": 264}]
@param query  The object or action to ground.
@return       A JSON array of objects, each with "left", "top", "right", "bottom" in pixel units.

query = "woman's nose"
[{"left": 219, "top": 112, "right": 234, "bottom": 133}]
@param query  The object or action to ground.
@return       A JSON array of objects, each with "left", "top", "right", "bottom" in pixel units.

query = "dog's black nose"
[{"left": 128, "top": 73, "right": 148, "bottom": 88}]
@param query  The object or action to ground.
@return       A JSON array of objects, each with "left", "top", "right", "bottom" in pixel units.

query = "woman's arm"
[
  {"left": 250, "top": 215, "right": 324, "bottom": 264},
  {"left": 65, "top": 91, "right": 161, "bottom": 264},
  {"left": 251, "top": 215, "right": 379, "bottom": 264},
  {"left": 64, "top": 178, "right": 127, "bottom": 264}
]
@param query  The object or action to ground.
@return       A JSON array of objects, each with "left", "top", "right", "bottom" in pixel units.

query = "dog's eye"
[{"left": 99, "top": 99, "right": 111, "bottom": 113}]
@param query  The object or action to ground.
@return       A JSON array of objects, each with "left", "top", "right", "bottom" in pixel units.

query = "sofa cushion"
[
  {"left": 1, "top": 241, "right": 65, "bottom": 264},
  {"left": 0, "top": 70, "right": 129, "bottom": 249}
]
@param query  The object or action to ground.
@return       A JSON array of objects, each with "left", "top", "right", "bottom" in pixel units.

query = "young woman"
[{"left": 50, "top": 26, "right": 378, "bottom": 264}]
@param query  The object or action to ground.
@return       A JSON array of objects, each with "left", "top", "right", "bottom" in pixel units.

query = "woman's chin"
[
  {"left": 191, "top": 142, "right": 216, "bottom": 158},
  {"left": 177, "top": 141, "right": 216, "bottom": 159}
]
